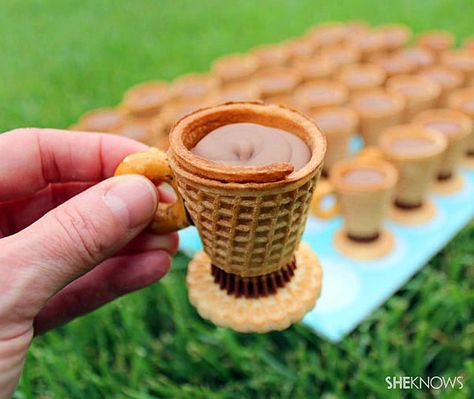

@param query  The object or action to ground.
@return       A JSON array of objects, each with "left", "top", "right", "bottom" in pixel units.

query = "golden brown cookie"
[{"left": 186, "top": 243, "right": 322, "bottom": 333}]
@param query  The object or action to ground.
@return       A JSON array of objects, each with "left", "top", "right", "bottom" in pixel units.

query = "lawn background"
[{"left": 1, "top": 0, "right": 473, "bottom": 398}]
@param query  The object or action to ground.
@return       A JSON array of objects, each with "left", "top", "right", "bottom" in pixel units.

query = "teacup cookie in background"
[
  {"left": 212, "top": 53, "right": 260, "bottom": 85},
  {"left": 441, "top": 49, "right": 474, "bottom": 87},
  {"left": 369, "top": 52, "right": 416, "bottom": 79},
  {"left": 121, "top": 81, "right": 170, "bottom": 118},
  {"left": 330, "top": 158, "right": 398, "bottom": 260},
  {"left": 448, "top": 88, "right": 474, "bottom": 167},
  {"left": 418, "top": 65, "right": 465, "bottom": 107},
  {"left": 387, "top": 75, "right": 441, "bottom": 121},
  {"left": 379, "top": 124, "right": 447, "bottom": 224},
  {"left": 377, "top": 24, "right": 412, "bottom": 53},
  {"left": 351, "top": 88, "right": 405, "bottom": 145},
  {"left": 112, "top": 117, "right": 159, "bottom": 146},
  {"left": 293, "top": 55, "right": 337, "bottom": 83},
  {"left": 286, "top": 36, "right": 317, "bottom": 63},
  {"left": 159, "top": 97, "right": 214, "bottom": 132},
  {"left": 253, "top": 66, "right": 301, "bottom": 103},
  {"left": 345, "top": 29, "right": 387, "bottom": 62},
  {"left": 337, "top": 63, "right": 386, "bottom": 97},
  {"left": 307, "top": 22, "right": 346, "bottom": 48},
  {"left": 417, "top": 30, "right": 455, "bottom": 58},
  {"left": 463, "top": 36, "right": 474, "bottom": 51},
  {"left": 342, "top": 20, "right": 369, "bottom": 36},
  {"left": 321, "top": 43, "right": 362, "bottom": 71},
  {"left": 413, "top": 109, "right": 473, "bottom": 194},
  {"left": 170, "top": 72, "right": 220, "bottom": 101},
  {"left": 295, "top": 80, "right": 349, "bottom": 113},
  {"left": 74, "top": 107, "right": 126, "bottom": 132},
  {"left": 211, "top": 82, "right": 262, "bottom": 104},
  {"left": 396, "top": 46, "right": 437, "bottom": 70},
  {"left": 251, "top": 43, "right": 291, "bottom": 70},
  {"left": 310, "top": 106, "right": 359, "bottom": 176}
]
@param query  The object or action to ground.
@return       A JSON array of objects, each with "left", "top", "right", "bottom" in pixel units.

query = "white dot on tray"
[{"left": 315, "top": 262, "right": 361, "bottom": 313}]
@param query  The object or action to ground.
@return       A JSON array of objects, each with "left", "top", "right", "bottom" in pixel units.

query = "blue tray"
[{"left": 178, "top": 165, "right": 474, "bottom": 342}]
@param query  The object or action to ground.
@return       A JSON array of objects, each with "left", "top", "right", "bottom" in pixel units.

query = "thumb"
[{"left": 0, "top": 175, "right": 158, "bottom": 321}]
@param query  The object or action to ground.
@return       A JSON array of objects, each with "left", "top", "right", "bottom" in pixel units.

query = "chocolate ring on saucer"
[{"left": 187, "top": 243, "right": 322, "bottom": 333}]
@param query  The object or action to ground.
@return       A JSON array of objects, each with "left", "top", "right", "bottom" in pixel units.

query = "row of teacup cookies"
[
  {"left": 69, "top": 21, "right": 474, "bottom": 165},
  {"left": 310, "top": 115, "right": 472, "bottom": 260}
]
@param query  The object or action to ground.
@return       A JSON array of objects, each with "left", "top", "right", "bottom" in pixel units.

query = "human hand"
[{"left": 0, "top": 128, "right": 179, "bottom": 398}]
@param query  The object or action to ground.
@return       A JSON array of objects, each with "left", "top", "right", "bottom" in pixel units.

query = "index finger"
[{"left": 0, "top": 128, "right": 149, "bottom": 201}]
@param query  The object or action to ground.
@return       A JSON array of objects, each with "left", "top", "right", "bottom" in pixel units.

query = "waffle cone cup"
[
  {"left": 387, "top": 75, "right": 441, "bottom": 121},
  {"left": 448, "top": 88, "right": 474, "bottom": 156},
  {"left": 168, "top": 102, "right": 326, "bottom": 277},
  {"left": 379, "top": 124, "right": 447, "bottom": 207},
  {"left": 330, "top": 158, "right": 397, "bottom": 239},
  {"left": 309, "top": 106, "right": 359, "bottom": 173},
  {"left": 413, "top": 109, "right": 473, "bottom": 179},
  {"left": 351, "top": 89, "right": 406, "bottom": 146}
]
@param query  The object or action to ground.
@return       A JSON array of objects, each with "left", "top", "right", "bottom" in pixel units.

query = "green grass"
[{"left": 1, "top": 0, "right": 473, "bottom": 398}]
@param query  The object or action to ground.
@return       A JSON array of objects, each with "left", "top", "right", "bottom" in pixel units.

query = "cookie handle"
[
  {"left": 310, "top": 179, "right": 340, "bottom": 219},
  {"left": 115, "top": 148, "right": 190, "bottom": 234}
]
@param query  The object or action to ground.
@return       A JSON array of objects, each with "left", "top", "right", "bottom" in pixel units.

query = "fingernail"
[{"left": 104, "top": 176, "right": 157, "bottom": 228}]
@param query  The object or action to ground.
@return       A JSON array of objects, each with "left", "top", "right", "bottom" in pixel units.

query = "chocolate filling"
[
  {"left": 394, "top": 199, "right": 423, "bottom": 210},
  {"left": 347, "top": 232, "right": 380, "bottom": 243},
  {"left": 437, "top": 173, "right": 452, "bottom": 181},
  {"left": 467, "top": 150, "right": 474, "bottom": 157},
  {"left": 211, "top": 258, "right": 296, "bottom": 298}
]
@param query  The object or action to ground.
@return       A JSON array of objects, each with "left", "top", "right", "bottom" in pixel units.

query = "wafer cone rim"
[
  {"left": 351, "top": 88, "right": 406, "bottom": 118},
  {"left": 168, "top": 102, "right": 326, "bottom": 188},
  {"left": 337, "top": 63, "right": 387, "bottom": 90},
  {"left": 379, "top": 124, "right": 447, "bottom": 161},
  {"left": 330, "top": 158, "right": 398, "bottom": 193},
  {"left": 295, "top": 79, "right": 349, "bottom": 110},
  {"left": 387, "top": 74, "right": 441, "bottom": 101},
  {"left": 419, "top": 65, "right": 464, "bottom": 90},
  {"left": 309, "top": 106, "right": 359, "bottom": 134},
  {"left": 413, "top": 109, "right": 473, "bottom": 141}
]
